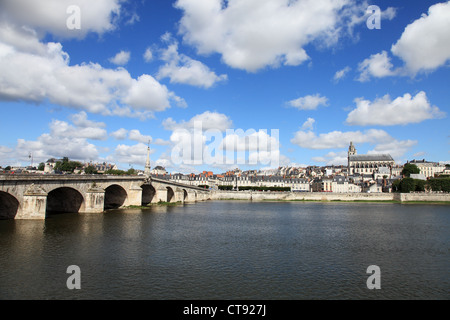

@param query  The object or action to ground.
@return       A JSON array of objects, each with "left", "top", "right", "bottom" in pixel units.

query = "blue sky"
[{"left": 0, "top": 0, "right": 449, "bottom": 173}]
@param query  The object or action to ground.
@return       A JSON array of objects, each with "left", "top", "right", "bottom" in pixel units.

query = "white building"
[
  {"left": 408, "top": 160, "right": 445, "bottom": 178},
  {"left": 348, "top": 142, "right": 395, "bottom": 175}
]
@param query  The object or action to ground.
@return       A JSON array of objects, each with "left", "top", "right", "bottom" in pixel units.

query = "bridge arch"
[
  {"left": 46, "top": 187, "right": 84, "bottom": 216},
  {"left": 104, "top": 184, "right": 127, "bottom": 210},
  {"left": 0, "top": 191, "right": 20, "bottom": 219},
  {"left": 183, "top": 189, "right": 188, "bottom": 202},
  {"left": 166, "top": 186, "right": 174, "bottom": 202},
  {"left": 141, "top": 184, "right": 156, "bottom": 205}
]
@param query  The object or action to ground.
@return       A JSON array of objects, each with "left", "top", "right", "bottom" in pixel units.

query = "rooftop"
[{"left": 349, "top": 154, "right": 394, "bottom": 162}]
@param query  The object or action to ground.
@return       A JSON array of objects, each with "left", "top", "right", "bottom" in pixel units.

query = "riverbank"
[{"left": 210, "top": 190, "right": 450, "bottom": 203}]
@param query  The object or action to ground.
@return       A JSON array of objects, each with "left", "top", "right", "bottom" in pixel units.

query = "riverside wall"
[{"left": 210, "top": 190, "right": 450, "bottom": 202}]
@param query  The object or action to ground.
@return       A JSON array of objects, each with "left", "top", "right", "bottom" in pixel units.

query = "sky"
[{"left": 0, "top": 0, "right": 449, "bottom": 174}]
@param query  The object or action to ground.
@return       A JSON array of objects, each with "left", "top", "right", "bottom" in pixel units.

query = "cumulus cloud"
[
  {"left": 163, "top": 111, "right": 233, "bottom": 132},
  {"left": 312, "top": 151, "right": 348, "bottom": 166},
  {"left": 128, "top": 129, "right": 152, "bottom": 144},
  {"left": 0, "top": 27, "right": 185, "bottom": 118},
  {"left": 112, "top": 143, "right": 155, "bottom": 167},
  {"left": 109, "top": 50, "right": 130, "bottom": 65},
  {"left": 3, "top": 113, "right": 107, "bottom": 164},
  {"left": 391, "top": 1, "right": 450, "bottom": 75},
  {"left": 291, "top": 128, "right": 393, "bottom": 150},
  {"left": 110, "top": 128, "right": 128, "bottom": 140},
  {"left": 333, "top": 66, "right": 351, "bottom": 82},
  {"left": 156, "top": 39, "right": 227, "bottom": 88},
  {"left": 357, "top": 2, "right": 450, "bottom": 80},
  {"left": 175, "top": 0, "right": 375, "bottom": 72},
  {"left": 301, "top": 117, "right": 315, "bottom": 131},
  {"left": 287, "top": 94, "right": 328, "bottom": 110},
  {"left": 0, "top": 8, "right": 186, "bottom": 119},
  {"left": 357, "top": 51, "right": 397, "bottom": 82},
  {"left": 346, "top": 91, "right": 446, "bottom": 126},
  {"left": 291, "top": 122, "right": 417, "bottom": 163},
  {"left": 143, "top": 47, "right": 153, "bottom": 62}
]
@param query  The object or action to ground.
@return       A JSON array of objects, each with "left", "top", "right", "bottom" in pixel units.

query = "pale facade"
[
  {"left": 408, "top": 160, "right": 445, "bottom": 178},
  {"left": 347, "top": 142, "right": 395, "bottom": 175}
]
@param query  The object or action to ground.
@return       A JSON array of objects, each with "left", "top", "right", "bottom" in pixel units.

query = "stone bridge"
[{"left": 0, "top": 174, "right": 210, "bottom": 220}]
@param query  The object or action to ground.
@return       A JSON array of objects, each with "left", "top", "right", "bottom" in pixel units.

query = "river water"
[{"left": 0, "top": 201, "right": 448, "bottom": 300}]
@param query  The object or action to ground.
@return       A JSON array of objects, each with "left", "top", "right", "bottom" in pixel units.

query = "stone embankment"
[{"left": 210, "top": 190, "right": 450, "bottom": 202}]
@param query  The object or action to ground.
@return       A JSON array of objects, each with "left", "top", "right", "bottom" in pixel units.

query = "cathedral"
[{"left": 347, "top": 142, "right": 394, "bottom": 175}]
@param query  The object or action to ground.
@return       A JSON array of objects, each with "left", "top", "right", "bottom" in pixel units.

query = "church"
[{"left": 347, "top": 142, "right": 394, "bottom": 175}]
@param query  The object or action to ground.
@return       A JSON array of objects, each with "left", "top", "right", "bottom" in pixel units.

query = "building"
[
  {"left": 407, "top": 159, "right": 445, "bottom": 178},
  {"left": 347, "top": 142, "right": 395, "bottom": 175}
]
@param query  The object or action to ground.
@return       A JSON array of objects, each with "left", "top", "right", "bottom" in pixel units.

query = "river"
[{"left": 0, "top": 201, "right": 448, "bottom": 299}]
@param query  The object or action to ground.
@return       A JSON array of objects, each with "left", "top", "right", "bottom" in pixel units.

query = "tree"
[
  {"left": 399, "top": 177, "right": 416, "bottom": 193},
  {"left": 401, "top": 163, "right": 420, "bottom": 177},
  {"left": 5, "top": 166, "right": 11, "bottom": 171},
  {"left": 38, "top": 162, "right": 45, "bottom": 171},
  {"left": 54, "top": 158, "right": 83, "bottom": 173},
  {"left": 126, "top": 168, "right": 137, "bottom": 175},
  {"left": 84, "top": 165, "right": 98, "bottom": 174}
]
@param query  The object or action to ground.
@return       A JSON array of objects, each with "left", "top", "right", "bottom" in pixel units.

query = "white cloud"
[
  {"left": 111, "top": 128, "right": 128, "bottom": 140},
  {"left": 288, "top": 94, "right": 328, "bottom": 110},
  {"left": 367, "top": 140, "right": 417, "bottom": 161},
  {"left": 70, "top": 111, "right": 106, "bottom": 128},
  {"left": 357, "top": 50, "right": 397, "bottom": 82},
  {"left": 0, "top": 0, "right": 121, "bottom": 39},
  {"left": 333, "top": 66, "right": 351, "bottom": 82},
  {"left": 346, "top": 91, "right": 445, "bottom": 126},
  {"left": 163, "top": 111, "right": 233, "bottom": 132},
  {"left": 291, "top": 123, "right": 417, "bottom": 163},
  {"left": 175, "top": 0, "right": 372, "bottom": 72},
  {"left": 0, "top": 22, "right": 184, "bottom": 119},
  {"left": 112, "top": 143, "right": 156, "bottom": 167},
  {"left": 156, "top": 40, "right": 227, "bottom": 88},
  {"left": 292, "top": 127, "right": 394, "bottom": 150},
  {"left": 143, "top": 47, "right": 153, "bottom": 62},
  {"left": 312, "top": 151, "right": 348, "bottom": 165},
  {"left": 109, "top": 50, "right": 130, "bottom": 65},
  {"left": 301, "top": 117, "right": 315, "bottom": 131},
  {"left": 3, "top": 113, "right": 107, "bottom": 164},
  {"left": 391, "top": 2, "right": 450, "bottom": 75},
  {"left": 128, "top": 129, "right": 152, "bottom": 144}
]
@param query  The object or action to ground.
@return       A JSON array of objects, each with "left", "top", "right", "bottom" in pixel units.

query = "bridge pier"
[
  {"left": 154, "top": 186, "right": 169, "bottom": 203},
  {"left": 17, "top": 184, "right": 48, "bottom": 220},
  {"left": 84, "top": 186, "right": 105, "bottom": 213},
  {"left": 123, "top": 183, "right": 143, "bottom": 207},
  {"left": 174, "top": 188, "right": 185, "bottom": 203}
]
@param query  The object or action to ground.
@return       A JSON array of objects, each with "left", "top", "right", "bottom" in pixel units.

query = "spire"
[{"left": 144, "top": 140, "right": 151, "bottom": 177}]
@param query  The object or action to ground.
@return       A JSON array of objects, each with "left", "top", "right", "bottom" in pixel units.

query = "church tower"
[
  {"left": 144, "top": 141, "right": 151, "bottom": 177},
  {"left": 348, "top": 141, "right": 357, "bottom": 157},
  {"left": 348, "top": 142, "right": 356, "bottom": 174}
]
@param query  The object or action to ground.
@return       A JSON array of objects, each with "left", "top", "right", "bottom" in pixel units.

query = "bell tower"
[{"left": 348, "top": 141, "right": 357, "bottom": 157}]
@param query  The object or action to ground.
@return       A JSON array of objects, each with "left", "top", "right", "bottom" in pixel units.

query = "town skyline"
[{"left": 0, "top": 0, "right": 449, "bottom": 174}]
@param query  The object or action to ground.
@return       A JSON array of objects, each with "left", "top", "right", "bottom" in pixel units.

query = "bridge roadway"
[{"left": 0, "top": 174, "right": 210, "bottom": 220}]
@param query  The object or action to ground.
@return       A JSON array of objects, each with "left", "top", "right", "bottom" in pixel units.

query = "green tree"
[
  {"left": 399, "top": 177, "right": 416, "bottom": 193},
  {"left": 126, "top": 168, "right": 137, "bottom": 175},
  {"left": 5, "top": 166, "right": 11, "bottom": 171},
  {"left": 54, "top": 158, "right": 83, "bottom": 173},
  {"left": 401, "top": 163, "right": 420, "bottom": 177},
  {"left": 84, "top": 165, "right": 98, "bottom": 174},
  {"left": 38, "top": 162, "right": 45, "bottom": 171}
]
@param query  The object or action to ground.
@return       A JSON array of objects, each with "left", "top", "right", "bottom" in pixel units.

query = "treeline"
[
  {"left": 392, "top": 177, "right": 450, "bottom": 193},
  {"left": 218, "top": 185, "right": 291, "bottom": 192}
]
